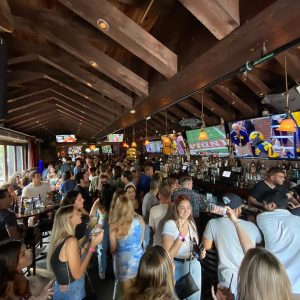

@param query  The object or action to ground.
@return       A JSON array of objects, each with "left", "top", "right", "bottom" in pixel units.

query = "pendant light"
[
  {"left": 144, "top": 117, "right": 150, "bottom": 145},
  {"left": 277, "top": 56, "right": 296, "bottom": 132},
  {"left": 131, "top": 124, "right": 137, "bottom": 148},
  {"left": 198, "top": 91, "right": 209, "bottom": 140}
]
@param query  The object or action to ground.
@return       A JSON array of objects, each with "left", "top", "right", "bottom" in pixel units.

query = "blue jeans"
[
  {"left": 53, "top": 277, "right": 85, "bottom": 300},
  {"left": 97, "top": 224, "right": 109, "bottom": 274},
  {"left": 174, "top": 259, "right": 202, "bottom": 300}
]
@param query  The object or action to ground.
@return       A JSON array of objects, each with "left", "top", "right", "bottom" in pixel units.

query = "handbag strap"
[
  {"left": 86, "top": 270, "right": 95, "bottom": 293},
  {"left": 188, "top": 225, "right": 192, "bottom": 273}
]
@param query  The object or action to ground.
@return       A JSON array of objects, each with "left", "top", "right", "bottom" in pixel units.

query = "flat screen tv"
[
  {"left": 56, "top": 135, "right": 77, "bottom": 143},
  {"left": 186, "top": 125, "right": 229, "bottom": 157},
  {"left": 228, "top": 111, "right": 300, "bottom": 159},
  {"left": 107, "top": 134, "right": 123, "bottom": 142},
  {"left": 102, "top": 145, "right": 112, "bottom": 154},
  {"left": 146, "top": 141, "right": 162, "bottom": 153}
]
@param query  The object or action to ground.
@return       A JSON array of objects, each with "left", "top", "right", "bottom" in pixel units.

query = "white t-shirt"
[
  {"left": 149, "top": 204, "right": 173, "bottom": 246},
  {"left": 257, "top": 209, "right": 300, "bottom": 293},
  {"left": 142, "top": 192, "right": 159, "bottom": 224},
  {"left": 203, "top": 216, "right": 262, "bottom": 294},
  {"left": 162, "top": 219, "right": 198, "bottom": 257},
  {"left": 22, "top": 182, "right": 51, "bottom": 202}
]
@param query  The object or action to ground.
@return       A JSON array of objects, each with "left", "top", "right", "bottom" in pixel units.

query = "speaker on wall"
[{"left": 0, "top": 37, "right": 7, "bottom": 125}]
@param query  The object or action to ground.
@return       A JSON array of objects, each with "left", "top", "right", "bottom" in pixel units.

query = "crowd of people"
[{"left": 0, "top": 156, "right": 300, "bottom": 300}]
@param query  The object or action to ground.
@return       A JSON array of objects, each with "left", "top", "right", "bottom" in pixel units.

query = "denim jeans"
[
  {"left": 53, "top": 277, "right": 85, "bottom": 300},
  {"left": 174, "top": 258, "right": 202, "bottom": 300},
  {"left": 97, "top": 223, "right": 109, "bottom": 274}
]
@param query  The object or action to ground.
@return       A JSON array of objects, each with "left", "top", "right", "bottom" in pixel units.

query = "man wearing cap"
[
  {"left": 202, "top": 193, "right": 262, "bottom": 294},
  {"left": 257, "top": 190, "right": 300, "bottom": 294}
]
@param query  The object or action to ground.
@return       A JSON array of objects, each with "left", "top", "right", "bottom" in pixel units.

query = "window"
[
  {"left": 16, "top": 146, "right": 23, "bottom": 172},
  {"left": 0, "top": 144, "right": 26, "bottom": 182},
  {"left": 7, "top": 145, "right": 15, "bottom": 177}
]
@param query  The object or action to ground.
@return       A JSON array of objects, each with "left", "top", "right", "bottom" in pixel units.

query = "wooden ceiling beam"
[
  {"left": 157, "top": 111, "right": 178, "bottom": 124},
  {"left": 8, "top": 54, "right": 133, "bottom": 108},
  {"left": 53, "top": 99, "right": 104, "bottom": 129},
  {"left": 58, "top": 0, "right": 177, "bottom": 78},
  {"left": 192, "top": 93, "right": 234, "bottom": 121},
  {"left": 276, "top": 52, "right": 300, "bottom": 85},
  {"left": 167, "top": 106, "right": 189, "bottom": 120},
  {"left": 0, "top": 0, "right": 14, "bottom": 33},
  {"left": 177, "top": 101, "right": 217, "bottom": 125},
  {"left": 7, "top": 71, "right": 44, "bottom": 87},
  {"left": 212, "top": 84, "right": 255, "bottom": 116},
  {"left": 18, "top": 118, "right": 58, "bottom": 131},
  {"left": 98, "top": 0, "right": 300, "bottom": 138},
  {"left": 13, "top": 16, "right": 148, "bottom": 97},
  {"left": 178, "top": 0, "right": 239, "bottom": 40},
  {"left": 7, "top": 70, "right": 121, "bottom": 117},
  {"left": 237, "top": 72, "right": 270, "bottom": 97},
  {"left": 55, "top": 104, "right": 101, "bottom": 130},
  {"left": 9, "top": 109, "right": 57, "bottom": 127}
]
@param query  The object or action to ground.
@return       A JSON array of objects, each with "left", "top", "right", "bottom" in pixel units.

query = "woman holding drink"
[{"left": 47, "top": 205, "right": 103, "bottom": 300}]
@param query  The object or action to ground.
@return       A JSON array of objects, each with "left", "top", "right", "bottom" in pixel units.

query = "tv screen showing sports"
[
  {"left": 107, "top": 134, "right": 124, "bottom": 143},
  {"left": 146, "top": 141, "right": 162, "bottom": 153},
  {"left": 186, "top": 125, "right": 229, "bottom": 157},
  {"left": 228, "top": 111, "right": 300, "bottom": 159},
  {"left": 102, "top": 145, "right": 112, "bottom": 154},
  {"left": 56, "top": 135, "right": 77, "bottom": 143}
]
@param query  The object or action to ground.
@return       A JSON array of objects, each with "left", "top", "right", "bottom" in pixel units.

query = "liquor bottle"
[
  {"left": 14, "top": 201, "right": 19, "bottom": 213},
  {"left": 32, "top": 197, "right": 35, "bottom": 211},
  {"left": 20, "top": 198, "right": 25, "bottom": 214},
  {"left": 250, "top": 160, "right": 257, "bottom": 175},
  {"left": 37, "top": 193, "right": 41, "bottom": 208}
]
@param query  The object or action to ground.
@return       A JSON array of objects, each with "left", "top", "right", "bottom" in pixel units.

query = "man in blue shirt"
[{"left": 136, "top": 165, "right": 153, "bottom": 201}]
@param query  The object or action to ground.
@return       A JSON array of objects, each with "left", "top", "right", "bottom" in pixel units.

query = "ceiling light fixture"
[
  {"left": 90, "top": 60, "right": 98, "bottom": 68},
  {"left": 277, "top": 56, "right": 296, "bottom": 133},
  {"left": 144, "top": 117, "right": 150, "bottom": 145},
  {"left": 130, "top": 108, "right": 136, "bottom": 114},
  {"left": 198, "top": 91, "right": 209, "bottom": 141},
  {"left": 146, "top": 116, "right": 151, "bottom": 120},
  {"left": 97, "top": 18, "right": 109, "bottom": 31}
]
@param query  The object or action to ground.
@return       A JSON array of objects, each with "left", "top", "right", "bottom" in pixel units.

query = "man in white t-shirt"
[
  {"left": 149, "top": 182, "right": 173, "bottom": 246},
  {"left": 257, "top": 190, "right": 300, "bottom": 294},
  {"left": 142, "top": 179, "right": 159, "bottom": 224},
  {"left": 22, "top": 170, "right": 52, "bottom": 202},
  {"left": 203, "top": 193, "right": 262, "bottom": 294}
]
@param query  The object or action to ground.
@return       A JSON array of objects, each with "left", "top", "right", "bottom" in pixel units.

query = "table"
[{"left": 16, "top": 202, "right": 60, "bottom": 275}]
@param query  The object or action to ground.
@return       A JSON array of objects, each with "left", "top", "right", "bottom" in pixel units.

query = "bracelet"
[{"left": 88, "top": 247, "right": 95, "bottom": 254}]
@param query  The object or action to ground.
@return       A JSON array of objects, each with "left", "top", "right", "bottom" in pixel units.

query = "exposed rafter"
[
  {"left": 58, "top": 0, "right": 177, "bottom": 78},
  {"left": 0, "top": 0, "right": 14, "bottom": 33}
]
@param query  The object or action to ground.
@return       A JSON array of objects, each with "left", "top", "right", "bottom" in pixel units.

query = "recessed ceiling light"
[
  {"left": 97, "top": 19, "right": 109, "bottom": 31},
  {"left": 90, "top": 61, "right": 98, "bottom": 68},
  {"left": 87, "top": 83, "right": 92, "bottom": 87},
  {"left": 130, "top": 108, "right": 136, "bottom": 114},
  {"left": 146, "top": 116, "right": 151, "bottom": 120}
]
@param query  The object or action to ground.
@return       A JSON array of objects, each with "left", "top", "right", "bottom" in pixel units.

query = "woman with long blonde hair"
[
  {"left": 238, "top": 247, "right": 294, "bottom": 300},
  {"left": 124, "top": 245, "right": 178, "bottom": 300},
  {"left": 47, "top": 205, "right": 103, "bottom": 300},
  {"left": 109, "top": 195, "right": 145, "bottom": 294}
]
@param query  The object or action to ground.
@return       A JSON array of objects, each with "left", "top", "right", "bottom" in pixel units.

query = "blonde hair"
[
  {"left": 47, "top": 205, "right": 76, "bottom": 274},
  {"left": 125, "top": 246, "right": 178, "bottom": 300},
  {"left": 109, "top": 189, "right": 125, "bottom": 222},
  {"left": 109, "top": 195, "right": 135, "bottom": 239},
  {"left": 238, "top": 248, "right": 292, "bottom": 300}
]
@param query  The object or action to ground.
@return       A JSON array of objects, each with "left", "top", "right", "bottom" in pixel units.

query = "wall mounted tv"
[
  {"left": 56, "top": 135, "right": 77, "bottom": 143},
  {"left": 102, "top": 145, "right": 112, "bottom": 154},
  {"left": 107, "top": 134, "right": 124, "bottom": 142},
  {"left": 228, "top": 111, "right": 300, "bottom": 159},
  {"left": 146, "top": 141, "right": 162, "bottom": 153},
  {"left": 186, "top": 125, "right": 229, "bottom": 157}
]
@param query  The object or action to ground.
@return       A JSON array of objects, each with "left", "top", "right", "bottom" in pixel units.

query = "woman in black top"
[{"left": 47, "top": 205, "right": 103, "bottom": 300}]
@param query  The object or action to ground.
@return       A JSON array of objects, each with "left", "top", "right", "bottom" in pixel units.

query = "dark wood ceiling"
[{"left": 1, "top": 0, "right": 300, "bottom": 142}]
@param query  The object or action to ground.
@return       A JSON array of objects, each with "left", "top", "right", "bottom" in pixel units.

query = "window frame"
[{"left": 0, "top": 142, "right": 27, "bottom": 182}]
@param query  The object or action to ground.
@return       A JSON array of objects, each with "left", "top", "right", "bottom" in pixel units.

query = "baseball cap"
[{"left": 223, "top": 193, "right": 243, "bottom": 209}]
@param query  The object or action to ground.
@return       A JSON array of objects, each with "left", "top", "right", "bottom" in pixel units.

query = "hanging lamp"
[
  {"left": 277, "top": 56, "right": 296, "bottom": 132},
  {"left": 198, "top": 91, "right": 209, "bottom": 140},
  {"left": 131, "top": 124, "right": 137, "bottom": 147},
  {"left": 144, "top": 117, "right": 150, "bottom": 145}
]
